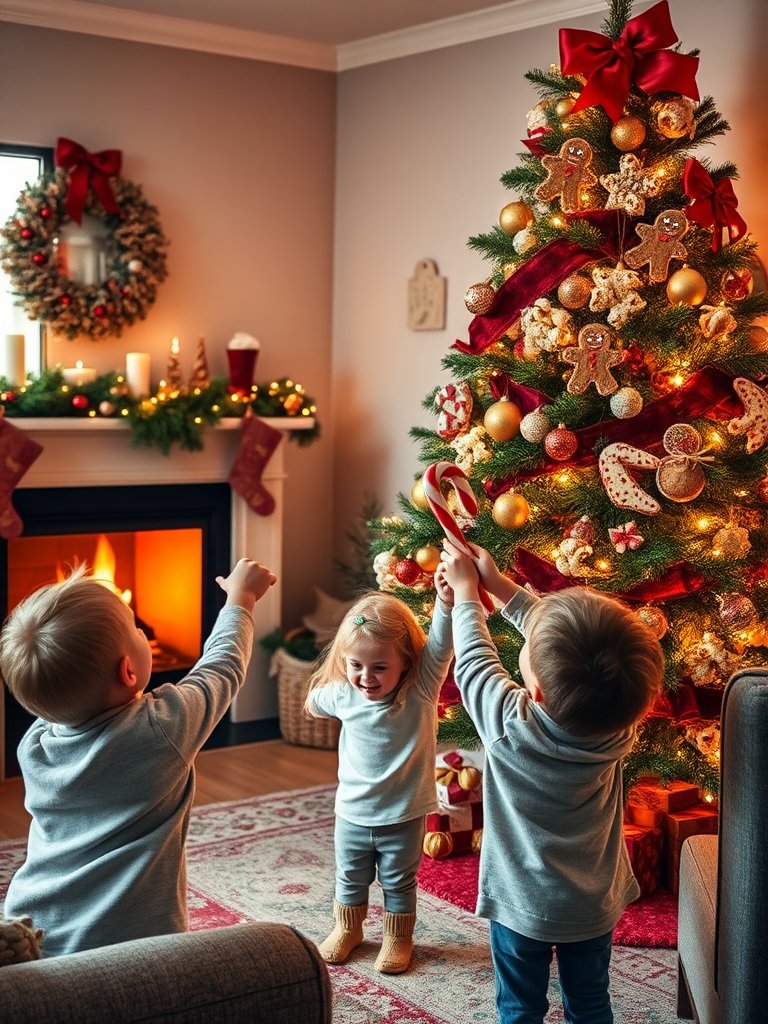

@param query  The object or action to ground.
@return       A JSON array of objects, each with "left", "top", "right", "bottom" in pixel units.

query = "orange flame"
[{"left": 56, "top": 534, "right": 132, "bottom": 604}]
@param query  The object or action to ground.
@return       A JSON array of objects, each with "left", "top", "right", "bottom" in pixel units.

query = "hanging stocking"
[
  {"left": 228, "top": 411, "right": 283, "bottom": 516},
  {"left": 0, "top": 417, "right": 43, "bottom": 539}
]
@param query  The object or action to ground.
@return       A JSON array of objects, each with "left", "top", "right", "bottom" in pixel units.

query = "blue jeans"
[
  {"left": 334, "top": 815, "right": 424, "bottom": 914},
  {"left": 490, "top": 920, "right": 614, "bottom": 1024}
]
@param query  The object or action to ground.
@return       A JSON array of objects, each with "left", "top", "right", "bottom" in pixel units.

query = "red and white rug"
[{"left": 0, "top": 784, "right": 681, "bottom": 1023}]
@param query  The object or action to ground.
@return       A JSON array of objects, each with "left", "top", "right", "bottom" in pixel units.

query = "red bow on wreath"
[
  {"left": 559, "top": 0, "right": 699, "bottom": 123},
  {"left": 55, "top": 137, "right": 122, "bottom": 225},
  {"left": 682, "top": 157, "right": 748, "bottom": 252}
]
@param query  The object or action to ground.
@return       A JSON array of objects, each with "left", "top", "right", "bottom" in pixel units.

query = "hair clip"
[{"left": 352, "top": 615, "right": 367, "bottom": 625}]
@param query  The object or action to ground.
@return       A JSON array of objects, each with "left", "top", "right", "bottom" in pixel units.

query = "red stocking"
[
  {"left": 228, "top": 412, "right": 282, "bottom": 516},
  {"left": 0, "top": 418, "right": 43, "bottom": 539}
]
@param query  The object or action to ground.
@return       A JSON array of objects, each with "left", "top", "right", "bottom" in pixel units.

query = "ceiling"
[{"left": 0, "top": 0, "right": 608, "bottom": 69}]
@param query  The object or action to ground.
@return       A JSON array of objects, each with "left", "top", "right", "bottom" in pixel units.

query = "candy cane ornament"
[{"left": 422, "top": 461, "right": 495, "bottom": 613}]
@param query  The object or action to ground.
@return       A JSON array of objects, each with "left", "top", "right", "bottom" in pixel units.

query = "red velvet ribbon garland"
[
  {"left": 682, "top": 158, "right": 748, "bottom": 253},
  {"left": 558, "top": 0, "right": 700, "bottom": 123},
  {"left": 55, "top": 137, "right": 122, "bottom": 225},
  {"left": 454, "top": 209, "right": 636, "bottom": 356}
]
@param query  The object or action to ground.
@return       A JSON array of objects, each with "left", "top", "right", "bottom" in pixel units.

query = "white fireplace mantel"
[{"left": 11, "top": 416, "right": 314, "bottom": 724}]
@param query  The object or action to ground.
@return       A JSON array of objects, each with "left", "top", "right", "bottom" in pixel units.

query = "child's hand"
[
  {"left": 466, "top": 542, "right": 521, "bottom": 604},
  {"left": 439, "top": 540, "right": 480, "bottom": 603},
  {"left": 434, "top": 567, "right": 454, "bottom": 607},
  {"left": 216, "top": 558, "right": 277, "bottom": 612}
]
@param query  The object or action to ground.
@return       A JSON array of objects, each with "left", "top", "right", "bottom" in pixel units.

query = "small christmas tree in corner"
[{"left": 370, "top": 0, "right": 768, "bottom": 798}]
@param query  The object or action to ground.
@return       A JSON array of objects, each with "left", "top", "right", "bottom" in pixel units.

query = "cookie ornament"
[
  {"left": 435, "top": 381, "right": 473, "bottom": 440},
  {"left": 589, "top": 264, "right": 646, "bottom": 328},
  {"left": 599, "top": 153, "right": 659, "bottom": 217},
  {"left": 561, "top": 323, "right": 621, "bottom": 396},
  {"left": 534, "top": 137, "right": 597, "bottom": 213},
  {"left": 727, "top": 377, "right": 768, "bottom": 454},
  {"left": 624, "top": 209, "right": 689, "bottom": 283},
  {"left": 599, "top": 443, "right": 661, "bottom": 515}
]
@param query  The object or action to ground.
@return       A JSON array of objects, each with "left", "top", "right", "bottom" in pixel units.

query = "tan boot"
[
  {"left": 317, "top": 901, "right": 367, "bottom": 964},
  {"left": 374, "top": 911, "right": 416, "bottom": 974}
]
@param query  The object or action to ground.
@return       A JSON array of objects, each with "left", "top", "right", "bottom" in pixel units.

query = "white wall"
[{"left": 332, "top": 0, "right": 768, "bottom": 569}]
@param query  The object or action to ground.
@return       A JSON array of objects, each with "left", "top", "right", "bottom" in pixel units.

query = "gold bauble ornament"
[
  {"left": 557, "top": 274, "right": 592, "bottom": 309},
  {"left": 458, "top": 767, "right": 482, "bottom": 790},
  {"left": 610, "top": 115, "right": 647, "bottom": 152},
  {"left": 492, "top": 491, "right": 530, "bottom": 530},
  {"left": 499, "top": 200, "right": 533, "bottom": 236},
  {"left": 555, "top": 96, "right": 576, "bottom": 118},
  {"left": 411, "top": 478, "right": 430, "bottom": 510},
  {"left": 637, "top": 605, "right": 669, "bottom": 640},
  {"left": 464, "top": 281, "right": 496, "bottom": 316},
  {"left": 98, "top": 400, "right": 116, "bottom": 416},
  {"left": 712, "top": 525, "right": 751, "bottom": 559},
  {"left": 747, "top": 325, "right": 768, "bottom": 351},
  {"left": 483, "top": 397, "right": 523, "bottom": 441},
  {"left": 423, "top": 831, "right": 454, "bottom": 860},
  {"left": 666, "top": 267, "right": 707, "bottom": 306},
  {"left": 414, "top": 545, "right": 441, "bottom": 572}
]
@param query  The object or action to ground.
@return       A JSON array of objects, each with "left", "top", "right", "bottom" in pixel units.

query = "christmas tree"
[{"left": 370, "top": 0, "right": 768, "bottom": 797}]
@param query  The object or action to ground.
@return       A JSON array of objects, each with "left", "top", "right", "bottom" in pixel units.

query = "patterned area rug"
[{"left": 0, "top": 784, "right": 680, "bottom": 1023}]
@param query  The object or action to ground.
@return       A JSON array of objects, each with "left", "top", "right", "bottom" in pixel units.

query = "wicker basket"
[{"left": 270, "top": 647, "right": 341, "bottom": 750}]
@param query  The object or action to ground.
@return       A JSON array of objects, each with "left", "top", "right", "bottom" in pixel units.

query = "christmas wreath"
[{"left": 0, "top": 138, "right": 168, "bottom": 340}]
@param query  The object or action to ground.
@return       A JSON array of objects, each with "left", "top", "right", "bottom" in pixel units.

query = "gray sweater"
[
  {"left": 4, "top": 604, "right": 254, "bottom": 957},
  {"left": 453, "top": 593, "right": 640, "bottom": 943},
  {"left": 308, "top": 599, "right": 453, "bottom": 827}
]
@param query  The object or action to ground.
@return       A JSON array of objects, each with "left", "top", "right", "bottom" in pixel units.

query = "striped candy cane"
[{"left": 422, "top": 461, "right": 495, "bottom": 613}]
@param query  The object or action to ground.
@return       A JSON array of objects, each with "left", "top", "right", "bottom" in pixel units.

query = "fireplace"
[{"left": 0, "top": 415, "right": 310, "bottom": 779}]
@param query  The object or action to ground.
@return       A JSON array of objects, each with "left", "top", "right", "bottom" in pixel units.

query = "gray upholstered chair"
[
  {"left": 0, "top": 920, "right": 332, "bottom": 1023},
  {"left": 677, "top": 668, "right": 768, "bottom": 1023}
]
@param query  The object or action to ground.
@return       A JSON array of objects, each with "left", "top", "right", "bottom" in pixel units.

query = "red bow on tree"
[
  {"left": 559, "top": 0, "right": 699, "bottom": 123},
  {"left": 682, "top": 157, "right": 748, "bottom": 252},
  {"left": 55, "top": 137, "right": 122, "bottom": 225}
]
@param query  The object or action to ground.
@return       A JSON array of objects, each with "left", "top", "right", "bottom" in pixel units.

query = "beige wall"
[
  {"left": 0, "top": 22, "right": 336, "bottom": 626},
  {"left": 332, "top": 0, "right": 768, "bottom": 571}
]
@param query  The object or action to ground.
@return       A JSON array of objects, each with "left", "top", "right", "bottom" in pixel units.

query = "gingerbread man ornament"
[
  {"left": 625, "top": 209, "right": 689, "bottom": 283},
  {"left": 561, "top": 323, "right": 621, "bottom": 396},
  {"left": 535, "top": 138, "right": 597, "bottom": 213}
]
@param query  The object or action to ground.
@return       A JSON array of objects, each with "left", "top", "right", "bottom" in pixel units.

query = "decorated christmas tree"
[{"left": 370, "top": 0, "right": 768, "bottom": 797}]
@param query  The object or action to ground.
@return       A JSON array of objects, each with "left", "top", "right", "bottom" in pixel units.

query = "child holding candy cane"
[
  {"left": 437, "top": 539, "right": 663, "bottom": 1024},
  {"left": 305, "top": 589, "right": 453, "bottom": 974}
]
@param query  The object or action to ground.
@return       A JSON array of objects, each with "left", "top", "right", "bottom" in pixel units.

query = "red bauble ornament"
[
  {"left": 32, "top": 252, "right": 47, "bottom": 265},
  {"left": 121, "top": 287, "right": 131, "bottom": 297},
  {"left": 394, "top": 558, "right": 422, "bottom": 586},
  {"left": 39, "top": 207, "right": 51, "bottom": 218},
  {"left": 20, "top": 227, "right": 33, "bottom": 240},
  {"left": 720, "top": 268, "right": 753, "bottom": 301},
  {"left": 1, "top": 390, "right": 17, "bottom": 403},
  {"left": 71, "top": 394, "right": 90, "bottom": 411},
  {"left": 544, "top": 424, "right": 578, "bottom": 462},
  {"left": 59, "top": 294, "right": 72, "bottom": 307},
  {"left": 93, "top": 305, "right": 106, "bottom": 317}
]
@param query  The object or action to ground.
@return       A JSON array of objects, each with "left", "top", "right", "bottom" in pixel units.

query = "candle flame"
[
  {"left": 171, "top": 336, "right": 180, "bottom": 354},
  {"left": 75, "top": 359, "right": 84, "bottom": 370}
]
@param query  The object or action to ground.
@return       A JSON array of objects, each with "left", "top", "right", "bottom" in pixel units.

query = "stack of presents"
[{"left": 424, "top": 752, "right": 718, "bottom": 897}]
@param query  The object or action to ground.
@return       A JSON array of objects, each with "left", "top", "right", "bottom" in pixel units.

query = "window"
[{"left": 0, "top": 143, "right": 54, "bottom": 378}]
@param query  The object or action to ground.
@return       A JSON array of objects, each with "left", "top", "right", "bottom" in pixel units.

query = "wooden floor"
[{"left": 0, "top": 740, "right": 339, "bottom": 842}]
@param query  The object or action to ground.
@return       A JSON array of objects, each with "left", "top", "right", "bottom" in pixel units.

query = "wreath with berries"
[{"left": 0, "top": 139, "right": 168, "bottom": 340}]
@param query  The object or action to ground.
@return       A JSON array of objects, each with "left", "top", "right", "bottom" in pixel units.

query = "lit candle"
[
  {"left": 125, "top": 352, "right": 151, "bottom": 397},
  {"left": 1, "top": 333, "right": 26, "bottom": 386},
  {"left": 167, "top": 336, "right": 182, "bottom": 386},
  {"left": 61, "top": 359, "right": 97, "bottom": 386}
]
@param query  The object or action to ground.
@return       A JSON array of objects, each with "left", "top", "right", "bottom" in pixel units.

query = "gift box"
[
  {"left": 623, "top": 822, "right": 663, "bottom": 897},
  {"left": 434, "top": 750, "right": 483, "bottom": 805},
  {"left": 627, "top": 779, "right": 700, "bottom": 814},
  {"left": 664, "top": 802, "right": 719, "bottom": 893},
  {"left": 424, "top": 799, "right": 484, "bottom": 857}
]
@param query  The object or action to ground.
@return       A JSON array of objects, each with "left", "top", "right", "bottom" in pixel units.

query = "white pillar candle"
[
  {"left": 1, "top": 334, "right": 25, "bottom": 386},
  {"left": 61, "top": 359, "right": 97, "bottom": 386},
  {"left": 125, "top": 351, "right": 151, "bottom": 397}
]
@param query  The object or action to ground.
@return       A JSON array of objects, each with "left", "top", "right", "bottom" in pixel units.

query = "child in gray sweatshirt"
[{"left": 437, "top": 539, "right": 663, "bottom": 1024}]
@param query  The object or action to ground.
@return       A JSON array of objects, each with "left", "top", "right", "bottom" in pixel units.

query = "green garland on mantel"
[{"left": 0, "top": 369, "right": 320, "bottom": 455}]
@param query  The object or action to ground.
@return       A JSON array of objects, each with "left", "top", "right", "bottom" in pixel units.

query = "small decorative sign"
[{"left": 407, "top": 258, "right": 446, "bottom": 330}]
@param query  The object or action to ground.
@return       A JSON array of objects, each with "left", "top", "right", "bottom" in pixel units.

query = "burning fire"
[{"left": 56, "top": 534, "right": 132, "bottom": 605}]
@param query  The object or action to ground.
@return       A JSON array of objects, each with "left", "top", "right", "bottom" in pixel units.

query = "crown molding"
[
  {"left": 0, "top": 0, "right": 645, "bottom": 71},
  {"left": 0, "top": 0, "right": 337, "bottom": 71}
]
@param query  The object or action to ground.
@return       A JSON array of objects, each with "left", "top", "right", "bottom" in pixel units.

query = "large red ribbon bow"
[
  {"left": 55, "top": 137, "right": 122, "bottom": 225},
  {"left": 559, "top": 0, "right": 699, "bottom": 123},
  {"left": 682, "top": 157, "right": 748, "bottom": 252}
]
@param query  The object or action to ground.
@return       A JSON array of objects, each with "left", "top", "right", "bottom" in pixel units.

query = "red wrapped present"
[
  {"left": 623, "top": 822, "right": 663, "bottom": 898},
  {"left": 424, "top": 800, "right": 483, "bottom": 858},
  {"left": 664, "top": 801, "right": 719, "bottom": 893},
  {"left": 627, "top": 779, "right": 700, "bottom": 814},
  {"left": 434, "top": 751, "right": 483, "bottom": 805},
  {"left": 625, "top": 803, "right": 666, "bottom": 829}
]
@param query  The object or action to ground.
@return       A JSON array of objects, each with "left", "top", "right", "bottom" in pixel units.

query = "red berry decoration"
[
  {"left": 59, "top": 294, "right": 72, "bottom": 307},
  {"left": 1, "top": 390, "right": 17, "bottom": 403},
  {"left": 93, "top": 305, "right": 106, "bottom": 317},
  {"left": 544, "top": 424, "right": 578, "bottom": 462},
  {"left": 39, "top": 207, "right": 51, "bottom": 218},
  {"left": 20, "top": 227, "right": 33, "bottom": 240},
  {"left": 394, "top": 558, "right": 422, "bottom": 586},
  {"left": 32, "top": 252, "right": 47, "bottom": 265},
  {"left": 71, "top": 394, "right": 90, "bottom": 411}
]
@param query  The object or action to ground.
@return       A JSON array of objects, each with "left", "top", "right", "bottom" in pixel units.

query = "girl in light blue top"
[{"left": 305, "top": 589, "right": 453, "bottom": 975}]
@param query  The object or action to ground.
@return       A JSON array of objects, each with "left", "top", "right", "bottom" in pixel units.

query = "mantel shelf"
[{"left": 5, "top": 416, "right": 315, "bottom": 433}]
